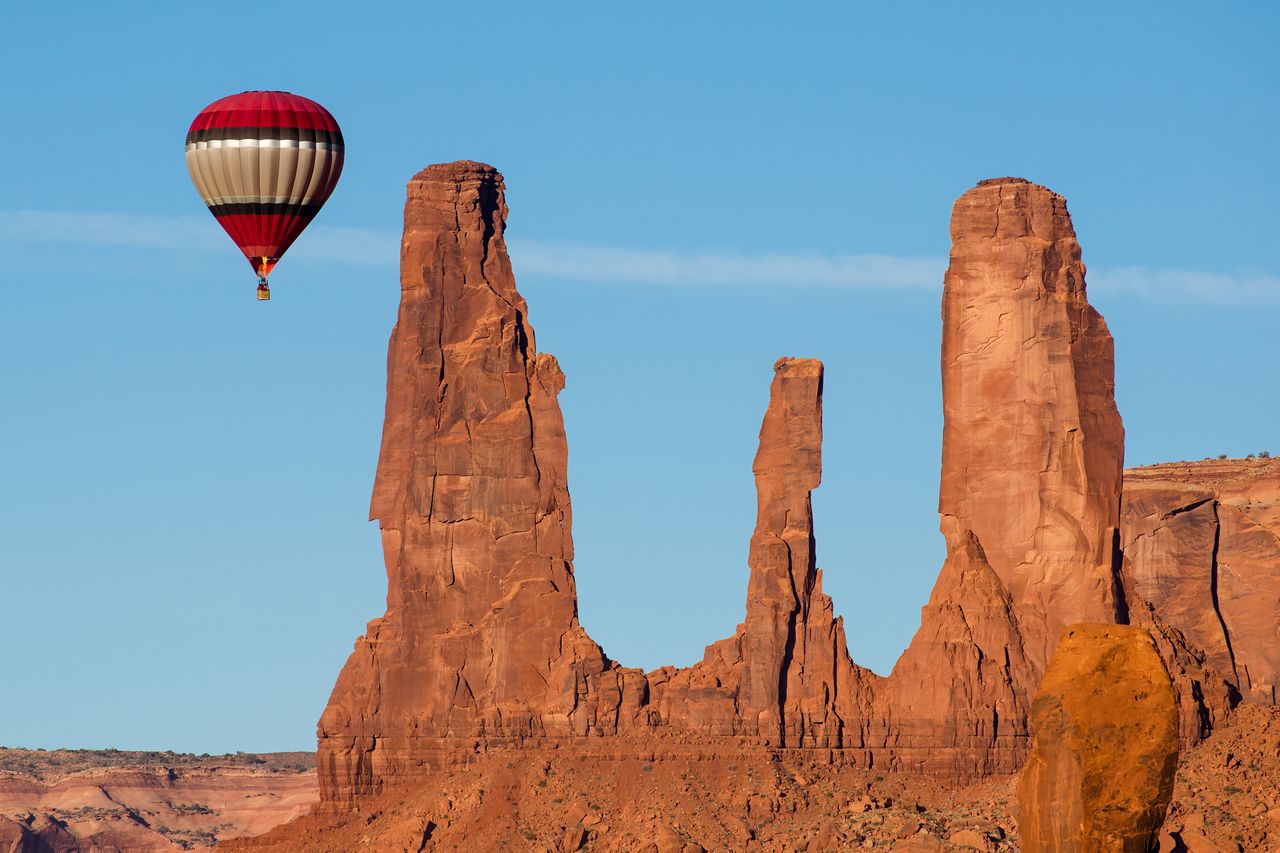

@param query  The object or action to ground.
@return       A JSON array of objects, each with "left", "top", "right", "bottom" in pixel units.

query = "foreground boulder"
[{"left": 1017, "top": 624, "right": 1179, "bottom": 852}]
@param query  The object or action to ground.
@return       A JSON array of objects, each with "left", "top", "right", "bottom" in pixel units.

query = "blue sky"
[{"left": 1, "top": 3, "right": 1275, "bottom": 753}]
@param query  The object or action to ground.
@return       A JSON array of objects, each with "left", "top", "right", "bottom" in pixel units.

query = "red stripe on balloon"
[{"left": 187, "top": 91, "right": 340, "bottom": 135}]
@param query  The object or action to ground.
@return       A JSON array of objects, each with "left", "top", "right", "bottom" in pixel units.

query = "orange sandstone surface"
[{"left": 1016, "top": 624, "right": 1179, "bottom": 852}]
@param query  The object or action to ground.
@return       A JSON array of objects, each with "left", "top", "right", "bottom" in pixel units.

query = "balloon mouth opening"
[{"left": 253, "top": 256, "right": 279, "bottom": 277}]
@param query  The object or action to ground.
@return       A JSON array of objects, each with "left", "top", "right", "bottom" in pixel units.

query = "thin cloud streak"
[
  {"left": 512, "top": 240, "right": 943, "bottom": 289},
  {"left": 2, "top": 209, "right": 1276, "bottom": 304},
  {"left": 1090, "top": 265, "right": 1280, "bottom": 307}
]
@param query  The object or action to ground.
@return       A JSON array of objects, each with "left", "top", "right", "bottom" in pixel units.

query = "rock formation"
[
  {"left": 1123, "top": 459, "right": 1280, "bottom": 706},
  {"left": 1016, "top": 624, "right": 1179, "bottom": 852},
  {"left": 298, "top": 163, "right": 1267, "bottom": 837},
  {"left": 0, "top": 749, "right": 315, "bottom": 851},
  {"left": 939, "top": 178, "right": 1127, "bottom": 673},
  {"left": 873, "top": 178, "right": 1130, "bottom": 777},
  {"left": 879, "top": 529, "right": 1035, "bottom": 776},
  {"left": 317, "top": 162, "right": 650, "bottom": 808},
  {"left": 650, "top": 357, "right": 878, "bottom": 750}
]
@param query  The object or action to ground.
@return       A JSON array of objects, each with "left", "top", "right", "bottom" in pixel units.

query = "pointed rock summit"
[{"left": 654, "top": 357, "right": 875, "bottom": 749}]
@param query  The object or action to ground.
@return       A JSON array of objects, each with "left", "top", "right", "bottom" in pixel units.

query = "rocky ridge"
[{"left": 0, "top": 749, "right": 315, "bottom": 851}]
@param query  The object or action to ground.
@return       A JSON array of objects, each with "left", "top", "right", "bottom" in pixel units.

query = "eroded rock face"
[
  {"left": 317, "top": 162, "right": 647, "bottom": 808},
  {"left": 940, "top": 178, "right": 1126, "bottom": 672},
  {"left": 1016, "top": 624, "right": 1179, "bottom": 853},
  {"left": 1123, "top": 459, "right": 1280, "bottom": 706},
  {"left": 881, "top": 529, "right": 1035, "bottom": 776},
  {"left": 653, "top": 358, "right": 878, "bottom": 749}
]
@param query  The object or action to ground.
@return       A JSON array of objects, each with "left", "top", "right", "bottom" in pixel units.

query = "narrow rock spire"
[{"left": 939, "top": 177, "right": 1127, "bottom": 670}]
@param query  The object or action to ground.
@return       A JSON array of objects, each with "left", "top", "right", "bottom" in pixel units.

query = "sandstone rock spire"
[
  {"left": 651, "top": 357, "right": 874, "bottom": 749},
  {"left": 939, "top": 177, "right": 1127, "bottom": 670},
  {"left": 317, "top": 161, "right": 591, "bottom": 806},
  {"left": 738, "top": 357, "right": 867, "bottom": 747}
]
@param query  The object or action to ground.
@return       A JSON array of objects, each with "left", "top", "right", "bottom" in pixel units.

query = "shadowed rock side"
[
  {"left": 1016, "top": 624, "right": 1179, "bottom": 852},
  {"left": 939, "top": 178, "right": 1126, "bottom": 673}
]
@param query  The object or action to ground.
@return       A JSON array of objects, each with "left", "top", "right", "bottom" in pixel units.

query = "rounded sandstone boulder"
[{"left": 1017, "top": 623, "right": 1179, "bottom": 852}]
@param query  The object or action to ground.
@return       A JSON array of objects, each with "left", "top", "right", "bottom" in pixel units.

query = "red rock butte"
[{"left": 302, "top": 162, "right": 1269, "bottom": 817}]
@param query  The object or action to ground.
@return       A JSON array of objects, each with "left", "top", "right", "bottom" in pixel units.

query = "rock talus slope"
[{"left": 1016, "top": 624, "right": 1179, "bottom": 852}]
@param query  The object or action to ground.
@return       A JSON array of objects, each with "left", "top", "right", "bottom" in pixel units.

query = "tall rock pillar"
[
  {"left": 316, "top": 161, "right": 586, "bottom": 807},
  {"left": 939, "top": 178, "right": 1126, "bottom": 670},
  {"left": 738, "top": 358, "right": 865, "bottom": 747}
]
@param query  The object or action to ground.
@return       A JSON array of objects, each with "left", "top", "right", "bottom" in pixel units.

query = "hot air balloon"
[{"left": 185, "top": 91, "right": 343, "bottom": 300}]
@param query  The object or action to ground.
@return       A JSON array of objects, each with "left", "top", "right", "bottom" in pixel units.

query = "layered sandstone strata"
[{"left": 1016, "top": 624, "right": 1179, "bottom": 852}]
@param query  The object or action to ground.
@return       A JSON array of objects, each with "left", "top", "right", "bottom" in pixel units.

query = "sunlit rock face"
[{"left": 1017, "top": 623, "right": 1179, "bottom": 853}]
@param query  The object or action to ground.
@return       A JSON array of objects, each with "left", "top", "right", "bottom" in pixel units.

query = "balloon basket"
[{"left": 257, "top": 280, "right": 271, "bottom": 301}]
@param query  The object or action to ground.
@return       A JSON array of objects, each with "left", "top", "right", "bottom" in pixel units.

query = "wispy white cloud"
[
  {"left": 2, "top": 209, "right": 1276, "bottom": 305},
  {"left": 0, "top": 210, "right": 398, "bottom": 267},
  {"left": 509, "top": 240, "right": 943, "bottom": 290},
  {"left": 1089, "top": 265, "right": 1280, "bottom": 306}
]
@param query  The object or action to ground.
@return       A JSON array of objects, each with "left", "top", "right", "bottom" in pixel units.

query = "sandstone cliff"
[
  {"left": 0, "top": 749, "right": 315, "bottom": 850},
  {"left": 1123, "top": 458, "right": 1280, "bottom": 707}
]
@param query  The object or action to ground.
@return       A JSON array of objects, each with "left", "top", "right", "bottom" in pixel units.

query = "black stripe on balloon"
[
  {"left": 185, "top": 126, "right": 345, "bottom": 146},
  {"left": 208, "top": 203, "right": 323, "bottom": 217}
]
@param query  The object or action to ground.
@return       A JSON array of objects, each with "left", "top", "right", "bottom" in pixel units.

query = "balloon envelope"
[{"left": 185, "top": 91, "right": 343, "bottom": 277}]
